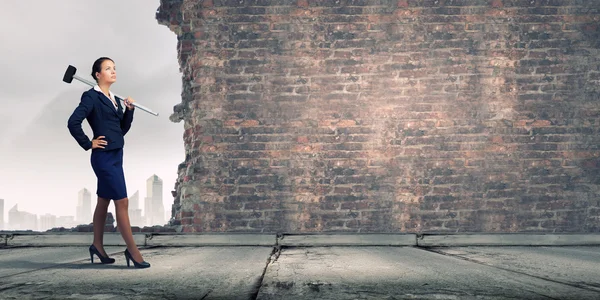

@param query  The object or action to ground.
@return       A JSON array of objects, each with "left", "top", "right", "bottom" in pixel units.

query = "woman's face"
[{"left": 96, "top": 59, "right": 116, "bottom": 84}]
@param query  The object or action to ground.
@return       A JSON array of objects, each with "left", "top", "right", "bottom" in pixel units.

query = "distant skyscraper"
[
  {"left": 21, "top": 211, "right": 38, "bottom": 231},
  {"left": 39, "top": 214, "right": 57, "bottom": 231},
  {"left": 57, "top": 216, "right": 77, "bottom": 229},
  {"left": 129, "top": 191, "right": 143, "bottom": 227},
  {"left": 8, "top": 204, "right": 37, "bottom": 231},
  {"left": 76, "top": 188, "right": 92, "bottom": 224},
  {"left": 8, "top": 204, "right": 21, "bottom": 230},
  {"left": 0, "top": 198, "right": 4, "bottom": 230},
  {"left": 144, "top": 174, "right": 164, "bottom": 226}
]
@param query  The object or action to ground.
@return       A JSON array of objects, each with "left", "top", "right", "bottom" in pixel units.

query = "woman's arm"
[{"left": 67, "top": 92, "right": 94, "bottom": 150}]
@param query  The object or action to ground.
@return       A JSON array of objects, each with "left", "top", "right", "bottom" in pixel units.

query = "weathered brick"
[{"left": 158, "top": 0, "right": 600, "bottom": 233}]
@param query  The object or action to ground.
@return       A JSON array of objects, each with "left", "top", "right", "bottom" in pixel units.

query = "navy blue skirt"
[{"left": 90, "top": 148, "right": 127, "bottom": 200}]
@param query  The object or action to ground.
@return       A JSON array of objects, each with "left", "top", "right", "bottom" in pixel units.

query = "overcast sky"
[{"left": 0, "top": 0, "right": 185, "bottom": 226}]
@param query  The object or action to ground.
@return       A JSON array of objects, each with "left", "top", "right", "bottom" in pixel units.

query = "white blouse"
[{"left": 93, "top": 84, "right": 118, "bottom": 109}]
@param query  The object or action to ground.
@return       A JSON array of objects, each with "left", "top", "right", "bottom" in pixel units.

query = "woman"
[{"left": 67, "top": 57, "right": 150, "bottom": 268}]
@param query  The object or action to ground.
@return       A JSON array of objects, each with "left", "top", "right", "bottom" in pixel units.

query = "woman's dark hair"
[{"left": 91, "top": 57, "right": 114, "bottom": 82}]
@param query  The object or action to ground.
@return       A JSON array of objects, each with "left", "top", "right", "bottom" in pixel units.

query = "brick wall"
[{"left": 156, "top": 0, "right": 600, "bottom": 233}]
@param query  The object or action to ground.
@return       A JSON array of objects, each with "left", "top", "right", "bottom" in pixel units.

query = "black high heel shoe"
[
  {"left": 89, "top": 244, "right": 115, "bottom": 264},
  {"left": 124, "top": 249, "right": 150, "bottom": 268}
]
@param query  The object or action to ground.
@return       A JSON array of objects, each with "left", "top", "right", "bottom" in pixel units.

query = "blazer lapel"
[
  {"left": 95, "top": 90, "right": 122, "bottom": 119},
  {"left": 115, "top": 96, "right": 124, "bottom": 120}
]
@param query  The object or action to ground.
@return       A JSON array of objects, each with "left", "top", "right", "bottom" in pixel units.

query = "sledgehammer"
[{"left": 62, "top": 65, "right": 159, "bottom": 116}]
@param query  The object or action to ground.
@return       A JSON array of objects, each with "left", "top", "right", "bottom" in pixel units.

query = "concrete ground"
[{"left": 1, "top": 243, "right": 599, "bottom": 299}]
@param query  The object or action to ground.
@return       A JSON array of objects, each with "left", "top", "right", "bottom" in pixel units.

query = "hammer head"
[{"left": 62, "top": 65, "right": 77, "bottom": 83}]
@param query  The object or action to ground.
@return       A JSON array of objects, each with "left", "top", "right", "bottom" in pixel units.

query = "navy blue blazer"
[{"left": 67, "top": 88, "right": 134, "bottom": 151}]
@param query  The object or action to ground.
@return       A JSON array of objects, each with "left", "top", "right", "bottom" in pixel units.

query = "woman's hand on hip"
[
  {"left": 124, "top": 97, "right": 135, "bottom": 110},
  {"left": 92, "top": 136, "right": 107, "bottom": 149}
]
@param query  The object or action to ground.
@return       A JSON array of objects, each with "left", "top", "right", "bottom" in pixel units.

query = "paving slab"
[
  {"left": 418, "top": 234, "right": 600, "bottom": 246},
  {"left": 5, "top": 233, "right": 146, "bottom": 247},
  {"left": 430, "top": 246, "right": 600, "bottom": 292},
  {"left": 0, "top": 246, "right": 122, "bottom": 278},
  {"left": 0, "top": 246, "right": 274, "bottom": 300},
  {"left": 256, "top": 246, "right": 600, "bottom": 300},
  {"left": 146, "top": 233, "right": 276, "bottom": 246},
  {"left": 278, "top": 234, "right": 416, "bottom": 246}
]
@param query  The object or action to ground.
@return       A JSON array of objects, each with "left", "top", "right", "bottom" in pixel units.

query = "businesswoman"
[{"left": 67, "top": 57, "right": 150, "bottom": 268}]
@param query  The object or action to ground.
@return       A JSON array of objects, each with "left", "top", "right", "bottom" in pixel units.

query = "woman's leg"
[
  {"left": 114, "top": 197, "right": 145, "bottom": 262},
  {"left": 92, "top": 196, "right": 111, "bottom": 257}
]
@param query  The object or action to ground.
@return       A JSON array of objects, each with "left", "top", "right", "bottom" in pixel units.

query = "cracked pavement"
[{"left": 1, "top": 245, "right": 599, "bottom": 299}]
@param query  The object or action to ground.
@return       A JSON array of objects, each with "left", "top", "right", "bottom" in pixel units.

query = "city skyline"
[
  {"left": 1, "top": 174, "right": 171, "bottom": 231},
  {"left": 0, "top": 1, "right": 184, "bottom": 232}
]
